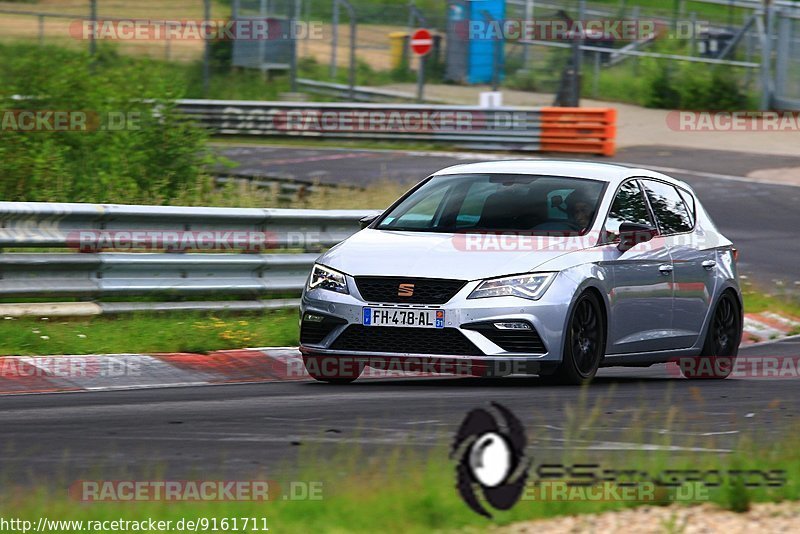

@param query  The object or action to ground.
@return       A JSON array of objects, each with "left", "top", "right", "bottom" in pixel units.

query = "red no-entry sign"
[{"left": 411, "top": 28, "right": 433, "bottom": 56}]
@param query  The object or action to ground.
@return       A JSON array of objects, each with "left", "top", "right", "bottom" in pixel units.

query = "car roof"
[{"left": 431, "top": 160, "right": 689, "bottom": 189}]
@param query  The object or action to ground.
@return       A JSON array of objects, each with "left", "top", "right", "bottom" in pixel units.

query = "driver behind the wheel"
[{"left": 566, "top": 193, "right": 594, "bottom": 231}]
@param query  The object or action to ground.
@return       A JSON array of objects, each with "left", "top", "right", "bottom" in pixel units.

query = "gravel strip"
[{"left": 497, "top": 502, "right": 800, "bottom": 533}]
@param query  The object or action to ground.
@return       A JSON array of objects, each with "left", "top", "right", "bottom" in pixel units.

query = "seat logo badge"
[{"left": 398, "top": 283, "right": 415, "bottom": 297}]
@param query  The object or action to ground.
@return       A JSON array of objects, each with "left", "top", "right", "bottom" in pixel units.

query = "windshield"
[{"left": 376, "top": 174, "right": 606, "bottom": 235}]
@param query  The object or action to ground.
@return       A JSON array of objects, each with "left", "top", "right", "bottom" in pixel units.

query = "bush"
[
  {"left": 0, "top": 43, "right": 213, "bottom": 204},
  {"left": 646, "top": 66, "right": 682, "bottom": 109},
  {"left": 646, "top": 62, "right": 751, "bottom": 111},
  {"left": 507, "top": 69, "right": 539, "bottom": 92}
]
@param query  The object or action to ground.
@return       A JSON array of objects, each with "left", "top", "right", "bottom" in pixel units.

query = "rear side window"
[
  {"left": 676, "top": 187, "right": 696, "bottom": 226},
  {"left": 641, "top": 180, "right": 694, "bottom": 235},
  {"left": 604, "top": 180, "right": 653, "bottom": 242}
]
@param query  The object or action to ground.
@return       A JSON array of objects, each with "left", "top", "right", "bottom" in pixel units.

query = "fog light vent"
[
  {"left": 301, "top": 313, "right": 346, "bottom": 344},
  {"left": 493, "top": 322, "right": 532, "bottom": 330}
]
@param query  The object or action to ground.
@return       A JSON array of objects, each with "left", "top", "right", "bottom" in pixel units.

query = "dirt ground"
[
  {"left": 0, "top": 3, "right": 401, "bottom": 69},
  {"left": 497, "top": 501, "right": 800, "bottom": 534}
]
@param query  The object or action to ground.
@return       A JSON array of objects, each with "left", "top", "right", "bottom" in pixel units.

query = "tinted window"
[
  {"left": 676, "top": 187, "right": 696, "bottom": 225},
  {"left": 604, "top": 180, "right": 653, "bottom": 242},
  {"left": 377, "top": 174, "right": 605, "bottom": 235},
  {"left": 642, "top": 180, "right": 694, "bottom": 234},
  {"left": 455, "top": 181, "right": 499, "bottom": 228},
  {"left": 381, "top": 183, "right": 449, "bottom": 230}
]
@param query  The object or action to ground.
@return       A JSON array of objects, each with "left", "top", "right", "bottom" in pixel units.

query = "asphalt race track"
[
  {"left": 0, "top": 337, "right": 798, "bottom": 484},
  {"left": 1, "top": 144, "right": 798, "bottom": 488},
  {"left": 215, "top": 143, "right": 800, "bottom": 289}
]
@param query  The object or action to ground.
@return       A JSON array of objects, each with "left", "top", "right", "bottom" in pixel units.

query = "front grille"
[
  {"left": 462, "top": 321, "right": 547, "bottom": 354},
  {"left": 355, "top": 277, "right": 466, "bottom": 304},
  {"left": 330, "top": 325, "right": 483, "bottom": 356},
  {"left": 300, "top": 313, "right": 347, "bottom": 345}
]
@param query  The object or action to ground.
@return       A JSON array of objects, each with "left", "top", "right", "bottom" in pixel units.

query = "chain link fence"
[
  {"left": 1, "top": 0, "right": 798, "bottom": 109},
  {"left": 774, "top": 10, "right": 800, "bottom": 110}
]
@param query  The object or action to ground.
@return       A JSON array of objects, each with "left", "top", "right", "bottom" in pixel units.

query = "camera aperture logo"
[
  {"left": 452, "top": 404, "right": 788, "bottom": 518},
  {"left": 450, "top": 402, "right": 529, "bottom": 518}
]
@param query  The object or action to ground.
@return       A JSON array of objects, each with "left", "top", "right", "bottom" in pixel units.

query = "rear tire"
[
  {"left": 547, "top": 291, "right": 606, "bottom": 385},
  {"left": 302, "top": 355, "right": 364, "bottom": 384},
  {"left": 680, "top": 291, "right": 741, "bottom": 380}
]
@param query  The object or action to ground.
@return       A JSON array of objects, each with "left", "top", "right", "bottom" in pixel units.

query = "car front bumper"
[{"left": 299, "top": 274, "right": 577, "bottom": 368}]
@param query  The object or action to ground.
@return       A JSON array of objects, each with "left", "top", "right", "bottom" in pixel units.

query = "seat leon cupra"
[{"left": 299, "top": 161, "right": 743, "bottom": 385}]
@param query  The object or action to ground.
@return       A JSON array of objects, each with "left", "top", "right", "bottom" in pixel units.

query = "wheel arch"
[
  {"left": 560, "top": 280, "right": 610, "bottom": 357},
  {"left": 698, "top": 284, "right": 744, "bottom": 350}
]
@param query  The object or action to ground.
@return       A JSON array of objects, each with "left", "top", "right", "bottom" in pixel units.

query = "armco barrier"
[
  {"left": 175, "top": 100, "right": 617, "bottom": 157},
  {"left": 0, "top": 202, "right": 377, "bottom": 315},
  {"left": 539, "top": 108, "right": 617, "bottom": 157}
]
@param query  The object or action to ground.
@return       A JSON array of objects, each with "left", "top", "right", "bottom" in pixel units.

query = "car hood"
[{"left": 317, "top": 229, "right": 593, "bottom": 280}]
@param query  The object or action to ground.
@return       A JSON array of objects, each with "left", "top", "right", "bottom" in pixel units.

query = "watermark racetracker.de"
[
  {"left": 70, "top": 19, "right": 324, "bottom": 41},
  {"left": 667, "top": 111, "right": 800, "bottom": 132},
  {"left": 454, "top": 18, "right": 710, "bottom": 41},
  {"left": 67, "top": 230, "right": 318, "bottom": 252},
  {"left": 68, "top": 479, "right": 323, "bottom": 502},
  {"left": 0, "top": 357, "right": 141, "bottom": 379},
  {"left": 1, "top": 110, "right": 141, "bottom": 132}
]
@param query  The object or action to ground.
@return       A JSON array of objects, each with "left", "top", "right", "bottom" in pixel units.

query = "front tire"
[
  {"left": 302, "top": 354, "right": 364, "bottom": 384},
  {"left": 681, "top": 291, "right": 741, "bottom": 380},
  {"left": 548, "top": 291, "right": 606, "bottom": 385}
]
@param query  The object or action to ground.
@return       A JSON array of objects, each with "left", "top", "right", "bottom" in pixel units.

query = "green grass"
[
  {"left": 0, "top": 310, "right": 299, "bottom": 356},
  {"left": 0, "top": 286, "right": 794, "bottom": 357},
  {"left": 742, "top": 286, "right": 800, "bottom": 319},
  {"left": 591, "top": 0, "right": 755, "bottom": 22},
  {"left": 2, "top": 399, "right": 800, "bottom": 532}
]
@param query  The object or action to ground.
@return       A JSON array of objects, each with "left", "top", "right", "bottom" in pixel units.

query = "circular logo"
[{"left": 451, "top": 402, "right": 529, "bottom": 518}]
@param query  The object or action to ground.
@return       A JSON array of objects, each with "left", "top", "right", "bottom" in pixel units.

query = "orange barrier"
[{"left": 539, "top": 107, "right": 617, "bottom": 157}]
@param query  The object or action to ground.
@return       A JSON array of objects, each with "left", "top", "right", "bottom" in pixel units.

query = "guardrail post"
[
  {"left": 330, "top": 0, "right": 356, "bottom": 98},
  {"left": 38, "top": 14, "right": 45, "bottom": 45},
  {"left": 343, "top": 0, "right": 357, "bottom": 99},
  {"left": 203, "top": 0, "right": 211, "bottom": 97},
  {"left": 522, "top": 0, "right": 533, "bottom": 68},
  {"left": 290, "top": 0, "right": 300, "bottom": 92},
  {"left": 760, "top": 4, "right": 774, "bottom": 110},
  {"left": 89, "top": 0, "right": 97, "bottom": 56},
  {"left": 330, "top": 0, "right": 339, "bottom": 78}
]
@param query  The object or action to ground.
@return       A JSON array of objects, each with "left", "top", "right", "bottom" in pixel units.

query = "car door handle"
[
  {"left": 702, "top": 260, "right": 717, "bottom": 270},
  {"left": 658, "top": 264, "right": 673, "bottom": 275}
]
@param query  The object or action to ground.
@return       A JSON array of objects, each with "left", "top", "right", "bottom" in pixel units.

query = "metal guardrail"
[
  {"left": 175, "top": 100, "right": 618, "bottom": 156},
  {"left": 0, "top": 202, "right": 378, "bottom": 314},
  {"left": 0, "top": 202, "right": 373, "bottom": 249},
  {"left": 518, "top": 39, "right": 761, "bottom": 68},
  {"left": 296, "top": 79, "right": 445, "bottom": 103},
  {"left": 0, "top": 252, "right": 318, "bottom": 297}
]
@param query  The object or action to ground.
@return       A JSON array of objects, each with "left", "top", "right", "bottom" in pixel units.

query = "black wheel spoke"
[
  {"left": 570, "top": 297, "right": 601, "bottom": 376},
  {"left": 711, "top": 296, "right": 739, "bottom": 357}
]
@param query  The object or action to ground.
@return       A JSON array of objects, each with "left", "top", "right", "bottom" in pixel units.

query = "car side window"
[
  {"left": 604, "top": 180, "right": 653, "bottom": 242},
  {"left": 641, "top": 180, "right": 694, "bottom": 235},
  {"left": 676, "top": 187, "right": 696, "bottom": 226}
]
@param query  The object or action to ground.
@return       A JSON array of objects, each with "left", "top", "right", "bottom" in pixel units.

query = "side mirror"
[
  {"left": 617, "top": 222, "right": 657, "bottom": 252},
  {"left": 359, "top": 213, "right": 380, "bottom": 230}
]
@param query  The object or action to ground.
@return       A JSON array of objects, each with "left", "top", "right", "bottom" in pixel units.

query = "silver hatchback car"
[{"left": 299, "top": 161, "right": 743, "bottom": 385}]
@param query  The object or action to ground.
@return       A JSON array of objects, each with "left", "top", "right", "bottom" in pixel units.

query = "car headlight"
[
  {"left": 468, "top": 272, "right": 557, "bottom": 301},
  {"left": 307, "top": 264, "right": 349, "bottom": 294}
]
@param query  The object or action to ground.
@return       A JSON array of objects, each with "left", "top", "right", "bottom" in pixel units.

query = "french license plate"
[{"left": 362, "top": 307, "right": 445, "bottom": 329}]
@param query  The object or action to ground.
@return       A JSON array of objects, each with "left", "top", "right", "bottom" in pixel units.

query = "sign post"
[{"left": 411, "top": 28, "right": 433, "bottom": 102}]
